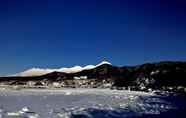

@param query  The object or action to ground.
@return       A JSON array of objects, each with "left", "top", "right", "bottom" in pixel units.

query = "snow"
[
  {"left": 95, "top": 61, "right": 112, "bottom": 67},
  {"left": 11, "top": 61, "right": 112, "bottom": 77},
  {"left": 0, "top": 89, "right": 185, "bottom": 118},
  {"left": 83, "top": 65, "right": 96, "bottom": 70}
]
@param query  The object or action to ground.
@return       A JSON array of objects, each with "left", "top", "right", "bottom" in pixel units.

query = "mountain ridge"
[
  {"left": 0, "top": 61, "right": 186, "bottom": 93},
  {"left": 11, "top": 61, "right": 112, "bottom": 77}
]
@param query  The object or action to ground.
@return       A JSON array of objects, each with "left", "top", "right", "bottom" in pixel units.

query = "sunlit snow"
[
  {"left": 11, "top": 61, "right": 111, "bottom": 77},
  {"left": 0, "top": 89, "right": 185, "bottom": 118}
]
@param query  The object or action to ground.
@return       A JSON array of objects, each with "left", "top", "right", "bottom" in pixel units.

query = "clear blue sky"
[{"left": 0, "top": 0, "right": 186, "bottom": 75}]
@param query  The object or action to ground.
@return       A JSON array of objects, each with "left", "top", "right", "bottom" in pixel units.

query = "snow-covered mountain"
[
  {"left": 13, "top": 61, "right": 112, "bottom": 77},
  {"left": 1, "top": 61, "right": 186, "bottom": 93}
]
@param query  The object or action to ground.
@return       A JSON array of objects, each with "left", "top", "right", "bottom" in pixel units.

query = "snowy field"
[{"left": 0, "top": 89, "right": 186, "bottom": 118}]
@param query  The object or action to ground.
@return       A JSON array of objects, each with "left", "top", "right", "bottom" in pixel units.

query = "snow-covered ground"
[{"left": 0, "top": 89, "right": 186, "bottom": 118}]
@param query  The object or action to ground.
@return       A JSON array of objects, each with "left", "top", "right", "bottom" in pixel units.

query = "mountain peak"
[
  {"left": 96, "top": 61, "right": 112, "bottom": 67},
  {"left": 11, "top": 61, "right": 112, "bottom": 77}
]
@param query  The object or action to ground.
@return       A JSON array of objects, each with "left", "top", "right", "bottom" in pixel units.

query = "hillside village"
[{"left": 0, "top": 77, "right": 113, "bottom": 89}]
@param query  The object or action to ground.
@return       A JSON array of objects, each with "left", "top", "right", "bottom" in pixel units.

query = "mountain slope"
[
  {"left": 0, "top": 61, "right": 186, "bottom": 92},
  {"left": 12, "top": 61, "right": 112, "bottom": 77}
]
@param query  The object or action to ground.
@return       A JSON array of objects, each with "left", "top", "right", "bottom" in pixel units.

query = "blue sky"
[{"left": 0, "top": 0, "right": 186, "bottom": 75}]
